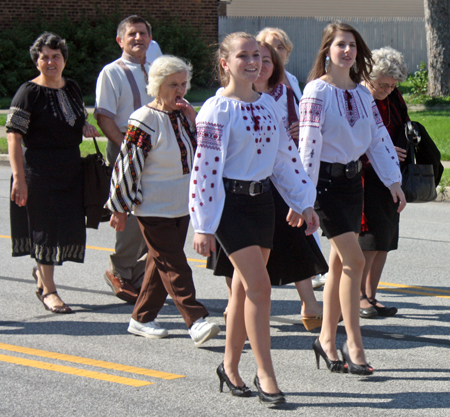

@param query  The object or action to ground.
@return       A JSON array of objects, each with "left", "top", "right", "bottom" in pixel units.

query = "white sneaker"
[
  {"left": 311, "top": 273, "right": 327, "bottom": 290},
  {"left": 188, "top": 318, "right": 220, "bottom": 347},
  {"left": 127, "top": 318, "right": 169, "bottom": 339}
]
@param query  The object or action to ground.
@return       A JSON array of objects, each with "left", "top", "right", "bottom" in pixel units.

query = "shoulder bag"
[
  {"left": 82, "top": 137, "right": 113, "bottom": 229},
  {"left": 401, "top": 121, "right": 440, "bottom": 203}
]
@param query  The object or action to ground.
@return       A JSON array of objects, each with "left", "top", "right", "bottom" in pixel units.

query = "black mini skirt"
[
  {"left": 315, "top": 164, "right": 364, "bottom": 239},
  {"left": 215, "top": 185, "right": 275, "bottom": 256}
]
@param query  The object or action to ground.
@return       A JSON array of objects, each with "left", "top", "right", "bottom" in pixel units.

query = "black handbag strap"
[
  {"left": 405, "top": 121, "right": 421, "bottom": 146},
  {"left": 91, "top": 136, "right": 102, "bottom": 156},
  {"left": 407, "top": 140, "right": 416, "bottom": 165}
]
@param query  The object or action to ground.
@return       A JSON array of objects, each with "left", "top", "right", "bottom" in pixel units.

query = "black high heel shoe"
[
  {"left": 216, "top": 363, "right": 251, "bottom": 397},
  {"left": 253, "top": 375, "right": 286, "bottom": 405},
  {"left": 312, "top": 337, "right": 348, "bottom": 373},
  {"left": 341, "top": 341, "right": 374, "bottom": 375}
]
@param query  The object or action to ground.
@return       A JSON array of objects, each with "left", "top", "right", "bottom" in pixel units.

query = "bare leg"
[
  {"left": 365, "top": 251, "right": 388, "bottom": 307},
  {"left": 320, "top": 233, "right": 367, "bottom": 365},
  {"left": 225, "top": 246, "right": 280, "bottom": 394},
  {"left": 296, "top": 278, "right": 322, "bottom": 317},
  {"left": 360, "top": 250, "right": 377, "bottom": 310},
  {"left": 224, "top": 276, "right": 232, "bottom": 315},
  {"left": 37, "top": 263, "right": 66, "bottom": 308},
  {"left": 223, "top": 270, "right": 248, "bottom": 388},
  {"left": 319, "top": 245, "right": 342, "bottom": 361}
]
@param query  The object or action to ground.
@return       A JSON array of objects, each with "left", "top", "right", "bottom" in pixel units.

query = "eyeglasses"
[{"left": 376, "top": 82, "right": 398, "bottom": 91}]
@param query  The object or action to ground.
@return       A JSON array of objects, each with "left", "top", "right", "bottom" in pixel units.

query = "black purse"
[
  {"left": 82, "top": 137, "right": 113, "bottom": 229},
  {"left": 401, "top": 121, "right": 438, "bottom": 203}
]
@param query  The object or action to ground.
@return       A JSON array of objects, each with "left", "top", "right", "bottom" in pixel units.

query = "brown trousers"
[{"left": 132, "top": 215, "right": 208, "bottom": 328}]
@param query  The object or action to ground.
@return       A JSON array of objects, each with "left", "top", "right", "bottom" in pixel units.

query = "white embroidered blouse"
[
  {"left": 299, "top": 79, "right": 401, "bottom": 187},
  {"left": 189, "top": 93, "right": 316, "bottom": 235},
  {"left": 106, "top": 106, "right": 196, "bottom": 218}
]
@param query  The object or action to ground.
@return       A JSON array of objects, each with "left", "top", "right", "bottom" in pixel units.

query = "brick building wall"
[{"left": 1, "top": 0, "right": 220, "bottom": 42}]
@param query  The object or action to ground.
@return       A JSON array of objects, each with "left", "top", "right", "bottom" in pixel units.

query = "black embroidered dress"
[{"left": 6, "top": 79, "right": 87, "bottom": 265}]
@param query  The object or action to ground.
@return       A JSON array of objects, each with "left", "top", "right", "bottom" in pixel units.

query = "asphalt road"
[{"left": 1, "top": 161, "right": 450, "bottom": 417}]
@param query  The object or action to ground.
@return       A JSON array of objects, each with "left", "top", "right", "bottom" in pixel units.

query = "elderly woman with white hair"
[
  {"left": 107, "top": 55, "right": 220, "bottom": 346},
  {"left": 358, "top": 46, "right": 410, "bottom": 319}
]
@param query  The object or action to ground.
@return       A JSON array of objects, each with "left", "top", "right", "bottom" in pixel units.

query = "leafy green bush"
[
  {"left": 0, "top": 9, "right": 215, "bottom": 99},
  {"left": 407, "top": 61, "right": 428, "bottom": 96},
  {"left": 149, "top": 12, "right": 216, "bottom": 89}
]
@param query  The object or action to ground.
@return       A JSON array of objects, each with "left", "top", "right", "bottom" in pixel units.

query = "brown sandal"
[
  {"left": 40, "top": 291, "right": 73, "bottom": 314},
  {"left": 301, "top": 313, "right": 323, "bottom": 331},
  {"left": 32, "top": 266, "right": 43, "bottom": 301}
]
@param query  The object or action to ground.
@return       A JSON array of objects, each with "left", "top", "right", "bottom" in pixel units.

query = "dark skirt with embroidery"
[{"left": 10, "top": 148, "right": 86, "bottom": 265}]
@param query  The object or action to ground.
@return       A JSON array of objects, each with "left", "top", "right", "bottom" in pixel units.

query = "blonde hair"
[
  {"left": 216, "top": 32, "right": 256, "bottom": 87},
  {"left": 256, "top": 27, "right": 293, "bottom": 61},
  {"left": 146, "top": 55, "right": 192, "bottom": 97}
]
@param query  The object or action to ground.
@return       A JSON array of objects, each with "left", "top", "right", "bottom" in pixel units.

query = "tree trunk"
[{"left": 424, "top": 0, "right": 450, "bottom": 96}]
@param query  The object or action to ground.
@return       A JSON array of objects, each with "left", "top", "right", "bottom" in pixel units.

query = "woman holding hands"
[
  {"left": 190, "top": 32, "right": 319, "bottom": 404},
  {"left": 299, "top": 22, "right": 406, "bottom": 374}
]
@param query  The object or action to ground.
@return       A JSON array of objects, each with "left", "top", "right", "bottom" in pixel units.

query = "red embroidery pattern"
[
  {"left": 372, "top": 103, "right": 384, "bottom": 128},
  {"left": 197, "top": 121, "right": 224, "bottom": 151},
  {"left": 343, "top": 90, "right": 360, "bottom": 127},
  {"left": 269, "top": 84, "right": 283, "bottom": 102},
  {"left": 299, "top": 98, "right": 322, "bottom": 128},
  {"left": 169, "top": 110, "right": 197, "bottom": 175}
]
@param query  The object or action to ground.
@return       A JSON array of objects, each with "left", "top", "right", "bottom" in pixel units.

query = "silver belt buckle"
[{"left": 249, "top": 181, "right": 263, "bottom": 196}]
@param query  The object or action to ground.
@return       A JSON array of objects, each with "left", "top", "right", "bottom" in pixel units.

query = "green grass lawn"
[
  {"left": 439, "top": 168, "right": 450, "bottom": 188},
  {"left": 0, "top": 137, "right": 107, "bottom": 158},
  {"left": 409, "top": 110, "right": 450, "bottom": 160}
]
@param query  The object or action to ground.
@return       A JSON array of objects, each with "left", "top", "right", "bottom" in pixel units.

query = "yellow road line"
[
  {"left": 0, "top": 353, "right": 152, "bottom": 387},
  {"left": 0, "top": 343, "right": 184, "bottom": 380},
  {"left": 86, "top": 245, "right": 113, "bottom": 252},
  {"left": 187, "top": 258, "right": 206, "bottom": 264},
  {"left": 378, "top": 287, "right": 450, "bottom": 299},
  {"left": 1, "top": 235, "right": 206, "bottom": 264},
  {"left": 379, "top": 281, "right": 450, "bottom": 294}
]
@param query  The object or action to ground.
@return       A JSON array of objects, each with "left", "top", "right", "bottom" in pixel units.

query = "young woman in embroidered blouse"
[
  {"left": 207, "top": 42, "right": 328, "bottom": 331},
  {"left": 299, "top": 22, "right": 406, "bottom": 375},
  {"left": 189, "top": 32, "right": 319, "bottom": 404}
]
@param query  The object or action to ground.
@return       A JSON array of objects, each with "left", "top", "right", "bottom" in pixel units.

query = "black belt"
[
  {"left": 223, "top": 178, "right": 270, "bottom": 196},
  {"left": 321, "top": 160, "right": 362, "bottom": 179}
]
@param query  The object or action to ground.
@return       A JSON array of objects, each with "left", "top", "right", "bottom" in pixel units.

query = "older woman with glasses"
[{"left": 358, "top": 46, "right": 410, "bottom": 319}]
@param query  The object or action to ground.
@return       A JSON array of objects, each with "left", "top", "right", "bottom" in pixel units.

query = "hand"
[
  {"left": 11, "top": 177, "right": 28, "bottom": 207},
  {"left": 286, "top": 208, "right": 304, "bottom": 227},
  {"left": 301, "top": 207, "right": 320, "bottom": 235},
  {"left": 110, "top": 211, "right": 128, "bottom": 231},
  {"left": 176, "top": 98, "right": 197, "bottom": 124},
  {"left": 389, "top": 182, "right": 407, "bottom": 213},
  {"left": 288, "top": 121, "right": 299, "bottom": 140},
  {"left": 83, "top": 123, "right": 101, "bottom": 138},
  {"left": 193, "top": 233, "right": 215, "bottom": 257},
  {"left": 395, "top": 146, "right": 407, "bottom": 162}
]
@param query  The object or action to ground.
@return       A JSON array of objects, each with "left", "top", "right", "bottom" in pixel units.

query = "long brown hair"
[
  {"left": 216, "top": 32, "right": 257, "bottom": 87},
  {"left": 258, "top": 41, "right": 284, "bottom": 89},
  {"left": 307, "top": 21, "right": 373, "bottom": 84}
]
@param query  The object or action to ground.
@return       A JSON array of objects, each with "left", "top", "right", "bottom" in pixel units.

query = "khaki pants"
[{"left": 106, "top": 140, "right": 147, "bottom": 288}]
